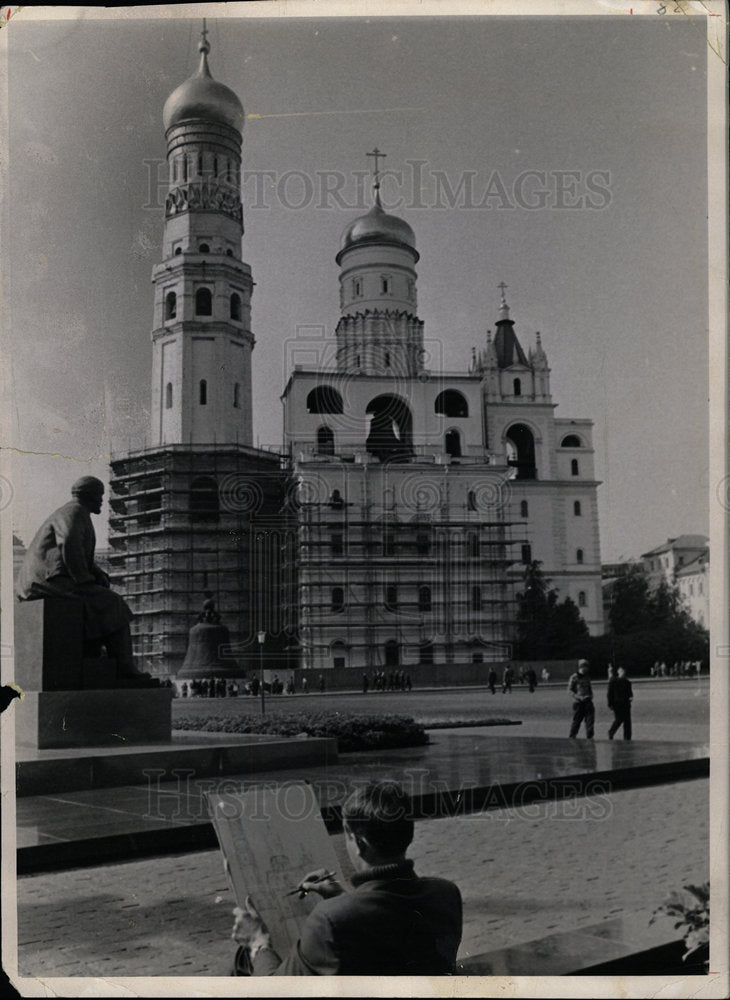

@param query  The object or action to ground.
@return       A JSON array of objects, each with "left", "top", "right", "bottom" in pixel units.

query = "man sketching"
[{"left": 231, "top": 780, "right": 463, "bottom": 975}]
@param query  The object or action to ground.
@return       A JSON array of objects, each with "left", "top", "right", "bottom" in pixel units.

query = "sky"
[{"left": 2, "top": 6, "right": 715, "bottom": 562}]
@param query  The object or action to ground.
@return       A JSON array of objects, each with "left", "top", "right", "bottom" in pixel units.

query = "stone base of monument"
[{"left": 15, "top": 689, "right": 173, "bottom": 749}]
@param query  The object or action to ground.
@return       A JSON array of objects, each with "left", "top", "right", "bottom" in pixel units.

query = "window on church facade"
[
  {"left": 577, "top": 548, "right": 584, "bottom": 564},
  {"left": 230, "top": 293, "right": 241, "bottom": 320},
  {"left": 471, "top": 585, "right": 482, "bottom": 612},
  {"left": 165, "top": 383, "right": 173, "bottom": 409},
  {"left": 574, "top": 500, "right": 582, "bottom": 516},
  {"left": 561, "top": 434, "right": 581, "bottom": 447},
  {"left": 384, "top": 351, "right": 390, "bottom": 368},
  {"left": 571, "top": 458, "right": 579, "bottom": 476},
  {"left": 233, "top": 383, "right": 241, "bottom": 409},
  {"left": 418, "top": 586, "right": 432, "bottom": 612},
  {"left": 522, "top": 543, "right": 532, "bottom": 564},
  {"left": 445, "top": 429, "right": 461, "bottom": 458},
  {"left": 353, "top": 278, "right": 362, "bottom": 298},
  {"left": 468, "top": 532, "right": 479, "bottom": 559},
  {"left": 381, "top": 276, "right": 390, "bottom": 294},
  {"left": 165, "top": 291, "right": 176, "bottom": 320},
  {"left": 195, "top": 287, "right": 212, "bottom": 316},
  {"left": 331, "top": 533, "right": 343, "bottom": 556},
  {"left": 520, "top": 500, "right": 528, "bottom": 518},
  {"left": 435, "top": 390, "right": 468, "bottom": 418},
  {"left": 331, "top": 587, "right": 345, "bottom": 612},
  {"left": 467, "top": 490, "right": 477, "bottom": 511},
  {"left": 198, "top": 380, "right": 207, "bottom": 405},
  {"left": 513, "top": 377, "right": 521, "bottom": 396},
  {"left": 316, "top": 425, "right": 335, "bottom": 455},
  {"left": 199, "top": 243, "right": 210, "bottom": 254},
  {"left": 385, "top": 585, "right": 398, "bottom": 611},
  {"left": 578, "top": 591, "right": 587, "bottom": 607}
]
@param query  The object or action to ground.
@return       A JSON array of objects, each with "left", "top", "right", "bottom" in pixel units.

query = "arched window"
[
  {"left": 230, "top": 293, "right": 241, "bottom": 321},
  {"left": 165, "top": 291, "right": 177, "bottom": 320},
  {"left": 513, "top": 377, "right": 522, "bottom": 396},
  {"left": 561, "top": 434, "right": 582, "bottom": 448},
  {"left": 467, "top": 490, "right": 477, "bottom": 512},
  {"left": 331, "top": 533, "right": 343, "bottom": 556},
  {"left": 384, "top": 640, "right": 400, "bottom": 667},
  {"left": 366, "top": 394, "right": 413, "bottom": 462},
  {"left": 165, "top": 383, "right": 173, "bottom": 409},
  {"left": 445, "top": 429, "right": 461, "bottom": 458},
  {"left": 571, "top": 458, "right": 579, "bottom": 476},
  {"left": 195, "top": 287, "right": 212, "bottom": 316},
  {"left": 174, "top": 246, "right": 182, "bottom": 256},
  {"left": 199, "top": 379, "right": 208, "bottom": 405},
  {"left": 233, "top": 383, "right": 241, "bottom": 409},
  {"left": 329, "top": 489, "right": 344, "bottom": 510},
  {"left": 434, "top": 390, "right": 468, "bottom": 418},
  {"left": 418, "top": 586, "right": 432, "bottom": 612},
  {"left": 505, "top": 424, "right": 537, "bottom": 480},
  {"left": 471, "top": 586, "right": 482, "bottom": 612},
  {"left": 353, "top": 278, "right": 362, "bottom": 298},
  {"left": 316, "top": 425, "right": 335, "bottom": 455},
  {"left": 419, "top": 641, "right": 434, "bottom": 665},
  {"left": 307, "top": 386, "right": 343, "bottom": 414},
  {"left": 381, "top": 276, "right": 390, "bottom": 294},
  {"left": 416, "top": 532, "right": 431, "bottom": 555},
  {"left": 199, "top": 243, "right": 210, "bottom": 254},
  {"left": 331, "top": 587, "right": 345, "bottom": 613},
  {"left": 574, "top": 500, "right": 582, "bottom": 516},
  {"left": 578, "top": 591, "right": 587, "bottom": 608},
  {"left": 197, "top": 153, "right": 203, "bottom": 176},
  {"left": 520, "top": 500, "right": 529, "bottom": 518},
  {"left": 190, "top": 476, "right": 219, "bottom": 523},
  {"left": 385, "top": 584, "right": 398, "bottom": 611},
  {"left": 522, "top": 543, "right": 532, "bottom": 564},
  {"left": 577, "top": 548, "right": 584, "bottom": 564},
  {"left": 468, "top": 532, "right": 479, "bottom": 558}
]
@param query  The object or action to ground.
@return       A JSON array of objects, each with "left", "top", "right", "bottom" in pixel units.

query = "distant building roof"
[
  {"left": 675, "top": 548, "right": 709, "bottom": 578},
  {"left": 640, "top": 534, "right": 709, "bottom": 559}
]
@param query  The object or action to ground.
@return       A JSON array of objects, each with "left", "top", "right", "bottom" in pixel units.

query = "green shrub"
[{"left": 173, "top": 710, "right": 429, "bottom": 752}]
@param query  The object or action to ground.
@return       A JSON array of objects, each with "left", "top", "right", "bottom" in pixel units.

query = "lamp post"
[{"left": 257, "top": 630, "right": 266, "bottom": 714}]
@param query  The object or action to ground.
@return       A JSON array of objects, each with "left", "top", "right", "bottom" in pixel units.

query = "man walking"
[
  {"left": 607, "top": 666, "right": 633, "bottom": 740},
  {"left": 568, "top": 660, "right": 595, "bottom": 739}
]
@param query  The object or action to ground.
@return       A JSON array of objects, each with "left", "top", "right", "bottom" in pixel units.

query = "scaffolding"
[
  {"left": 289, "top": 461, "right": 528, "bottom": 671},
  {"left": 108, "top": 443, "right": 288, "bottom": 676}
]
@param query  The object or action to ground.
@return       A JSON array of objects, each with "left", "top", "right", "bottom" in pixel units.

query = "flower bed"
[{"left": 173, "top": 710, "right": 429, "bottom": 753}]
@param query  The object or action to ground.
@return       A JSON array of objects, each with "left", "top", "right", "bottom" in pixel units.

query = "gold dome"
[
  {"left": 340, "top": 198, "right": 416, "bottom": 254},
  {"left": 163, "top": 39, "right": 244, "bottom": 134}
]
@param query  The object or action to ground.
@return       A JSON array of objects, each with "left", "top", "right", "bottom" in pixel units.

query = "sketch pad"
[{"left": 207, "top": 782, "right": 342, "bottom": 954}]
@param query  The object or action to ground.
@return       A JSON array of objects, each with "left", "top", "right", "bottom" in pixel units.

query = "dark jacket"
[
  {"left": 253, "top": 860, "right": 462, "bottom": 976},
  {"left": 608, "top": 676, "right": 633, "bottom": 709}
]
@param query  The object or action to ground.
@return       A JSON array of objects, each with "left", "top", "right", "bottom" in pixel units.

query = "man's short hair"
[{"left": 342, "top": 780, "right": 414, "bottom": 857}]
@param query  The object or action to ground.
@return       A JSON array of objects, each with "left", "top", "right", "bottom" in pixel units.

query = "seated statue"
[{"left": 16, "top": 476, "right": 155, "bottom": 687}]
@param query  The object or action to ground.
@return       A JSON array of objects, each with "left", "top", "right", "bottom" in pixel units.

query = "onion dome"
[
  {"left": 163, "top": 31, "right": 244, "bottom": 134},
  {"left": 340, "top": 187, "right": 416, "bottom": 254}
]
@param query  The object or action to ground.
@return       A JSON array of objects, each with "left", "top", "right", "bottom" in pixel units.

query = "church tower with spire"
[
  {"left": 108, "top": 27, "right": 287, "bottom": 679},
  {"left": 151, "top": 25, "right": 254, "bottom": 447}
]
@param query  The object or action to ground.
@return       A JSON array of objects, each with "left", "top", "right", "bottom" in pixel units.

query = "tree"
[
  {"left": 606, "top": 568, "right": 709, "bottom": 672},
  {"left": 515, "top": 560, "right": 589, "bottom": 660}
]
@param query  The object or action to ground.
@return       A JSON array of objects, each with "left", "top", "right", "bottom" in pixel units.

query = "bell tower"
[{"left": 150, "top": 24, "right": 254, "bottom": 446}]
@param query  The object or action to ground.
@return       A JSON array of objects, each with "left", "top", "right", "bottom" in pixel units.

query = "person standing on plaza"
[
  {"left": 568, "top": 660, "right": 595, "bottom": 739},
  {"left": 502, "top": 665, "right": 514, "bottom": 694},
  {"left": 526, "top": 667, "right": 537, "bottom": 693},
  {"left": 487, "top": 667, "right": 497, "bottom": 695},
  {"left": 607, "top": 666, "right": 633, "bottom": 740}
]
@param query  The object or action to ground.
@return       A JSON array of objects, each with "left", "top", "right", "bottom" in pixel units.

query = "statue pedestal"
[
  {"left": 14, "top": 598, "right": 173, "bottom": 749},
  {"left": 15, "top": 689, "right": 173, "bottom": 749}
]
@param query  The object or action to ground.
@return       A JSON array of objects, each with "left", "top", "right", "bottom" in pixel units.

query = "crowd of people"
[
  {"left": 362, "top": 670, "right": 413, "bottom": 693},
  {"left": 649, "top": 660, "right": 703, "bottom": 678}
]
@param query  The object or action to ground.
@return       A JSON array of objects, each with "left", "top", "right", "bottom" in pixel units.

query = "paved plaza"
[{"left": 13, "top": 779, "right": 708, "bottom": 978}]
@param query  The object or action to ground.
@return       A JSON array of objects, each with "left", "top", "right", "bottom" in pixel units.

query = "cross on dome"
[{"left": 199, "top": 19, "right": 210, "bottom": 54}]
